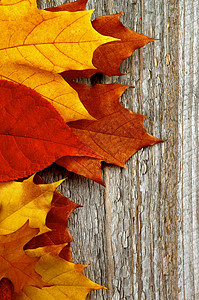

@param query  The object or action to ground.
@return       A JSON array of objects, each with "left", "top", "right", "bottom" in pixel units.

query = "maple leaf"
[
  {"left": 49, "top": 0, "right": 153, "bottom": 78},
  {"left": 56, "top": 81, "right": 162, "bottom": 184},
  {"left": 0, "top": 0, "right": 116, "bottom": 123},
  {"left": 90, "top": 13, "right": 154, "bottom": 77},
  {"left": 57, "top": 156, "right": 104, "bottom": 186},
  {"left": 0, "top": 0, "right": 114, "bottom": 73},
  {"left": 15, "top": 246, "right": 105, "bottom": 300},
  {"left": 0, "top": 174, "right": 64, "bottom": 235},
  {"left": 0, "top": 222, "right": 46, "bottom": 293},
  {"left": 25, "top": 175, "right": 81, "bottom": 258},
  {"left": 0, "top": 80, "right": 101, "bottom": 182}
]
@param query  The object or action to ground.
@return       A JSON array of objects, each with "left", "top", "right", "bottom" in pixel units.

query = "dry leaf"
[
  {"left": 15, "top": 248, "right": 105, "bottom": 299},
  {"left": 57, "top": 81, "right": 162, "bottom": 183},
  {"left": 0, "top": 0, "right": 116, "bottom": 123},
  {"left": 24, "top": 230, "right": 71, "bottom": 251},
  {"left": 50, "top": 0, "right": 153, "bottom": 78},
  {"left": 25, "top": 175, "right": 81, "bottom": 254},
  {"left": 57, "top": 156, "right": 104, "bottom": 186},
  {"left": 0, "top": 0, "right": 114, "bottom": 73},
  {"left": 0, "top": 65, "right": 95, "bottom": 123},
  {"left": 90, "top": 13, "right": 153, "bottom": 76},
  {"left": 0, "top": 174, "right": 64, "bottom": 235},
  {"left": 0, "top": 222, "right": 46, "bottom": 293},
  {"left": 46, "top": 186, "right": 81, "bottom": 232},
  {"left": 0, "top": 80, "right": 100, "bottom": 182}
]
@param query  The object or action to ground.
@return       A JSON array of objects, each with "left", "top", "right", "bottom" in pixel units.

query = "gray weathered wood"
[{"left": 39, "top": 0, "right": 199, "bottom": 299}]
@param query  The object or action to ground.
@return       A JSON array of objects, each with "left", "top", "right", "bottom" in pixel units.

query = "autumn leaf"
[
  {"left": 0, "top": 176, "right": 97, "bottom": 298},
  {"left": 0, "top": 0, "right": 115, "bottom": 73},
  {"left": 0, "top": 80, "right": 101, "bottom": 182},
  {"left": 0, "top": 0, "right": 117, "bottom": 123},
  {"left": 57, "top": 156, "right": 104, "bottom": 186},
  {"left": 46, "top": 183, "right": 81, "bottom": 232},
  {"left": 24, "top": 230, "right": 71, "bottom": 253},
  {"left": 67, "top": 81, "right": 162, "bottom": 166},
  {"left": 49, "top": 0, "right": 153, "bottom": 78},
  {"left": 15, "top": 246, "right": 105, "bottom": 300},
  {"left": 0, "top": 65, "right": 95, "bottom": 123},
  {"left": 56, "top": 81, "right": 162, "bottom": 183},
  {"left": 90, "top": 13, "right": 153, "bottom": 76},
  {"left": 0, "top": 174, "right": 64, "bottom": 235},
  {"left": 0, "top": 222, "right": 46, "bottom": 293},
  {"left": 25, "top": 175, "right": 81, "bottom": 257},
  {"left": 0, "top": 180, "right": 103, "bottom": 299},
  {"left": 59, "top": 243, "right": 73, "bottom": 263}
]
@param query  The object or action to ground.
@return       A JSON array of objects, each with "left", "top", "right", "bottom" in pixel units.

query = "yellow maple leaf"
[
  {"left": 0, "top": 175, "right": 64, "bottom": 235},
  {"left": 0, "top": 0, "right": 116, "bottom": 122},
  {"left": 15, "top": 245, "right": 105, "bottom": 299},
  {"left": 0, "top": 0, "right": 114, "bottom": 72}
]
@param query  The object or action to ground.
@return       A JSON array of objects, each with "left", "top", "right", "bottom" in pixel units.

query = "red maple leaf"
[{"left": 0, "top": 80, "right": 100, "bottom": 182}]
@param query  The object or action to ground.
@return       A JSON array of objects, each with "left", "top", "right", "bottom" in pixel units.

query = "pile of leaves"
[{"left": 0, "top": 0, "right": 162, "bottom": 298}]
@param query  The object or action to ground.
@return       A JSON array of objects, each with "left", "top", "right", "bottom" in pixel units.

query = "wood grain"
[{"left": 38, "top": 0, "right": 199, "bottom": 299}]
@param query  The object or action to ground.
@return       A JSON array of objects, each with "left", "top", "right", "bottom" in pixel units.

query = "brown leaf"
[
  {"left": 25, "top": 175, "right": 81, "bottom": 259},
  {"left": 91, "top": 13, "right": 153, "bottom": 76},
  {"left": 57, "top": 156, "right": 104, "bottom": 186},
  {"left": 57, "top": 81, "right": 162, "bottom": 183},
  {"left": 46, "top": 188, "right": 81, "bottom": 232},
  {"left": 24, "top": 230, "right": 71, "bottom": 250},
  {"left": 0, "top": 222, "right": 46, "bottom": 293},
  {"left": 93, "top": 13, "right": 153, "bottom": 76}
]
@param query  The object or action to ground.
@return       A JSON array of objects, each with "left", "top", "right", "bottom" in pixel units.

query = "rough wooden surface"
[{"left": 39, "top": 0, "right": 199, "bottom": 299}]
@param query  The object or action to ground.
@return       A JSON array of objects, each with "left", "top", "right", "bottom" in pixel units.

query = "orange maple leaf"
[
  {"left": 0, "top": 222, "right": 46, "bottom": 293},
  {"left": 56, "top": 81, "right": 162, "bottom": 184},
  {"left": 57, "top": 156, "right": 104, "bottom": 185}
]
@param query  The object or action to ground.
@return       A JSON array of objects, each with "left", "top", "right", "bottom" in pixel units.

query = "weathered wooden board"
[{"left": 38, "top": 0, "right": 199, "bottom": 299}]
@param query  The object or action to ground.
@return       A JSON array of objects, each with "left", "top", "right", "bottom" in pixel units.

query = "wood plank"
[{"left": 38, "top": 0, "right": 199, "bottom": 299}]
